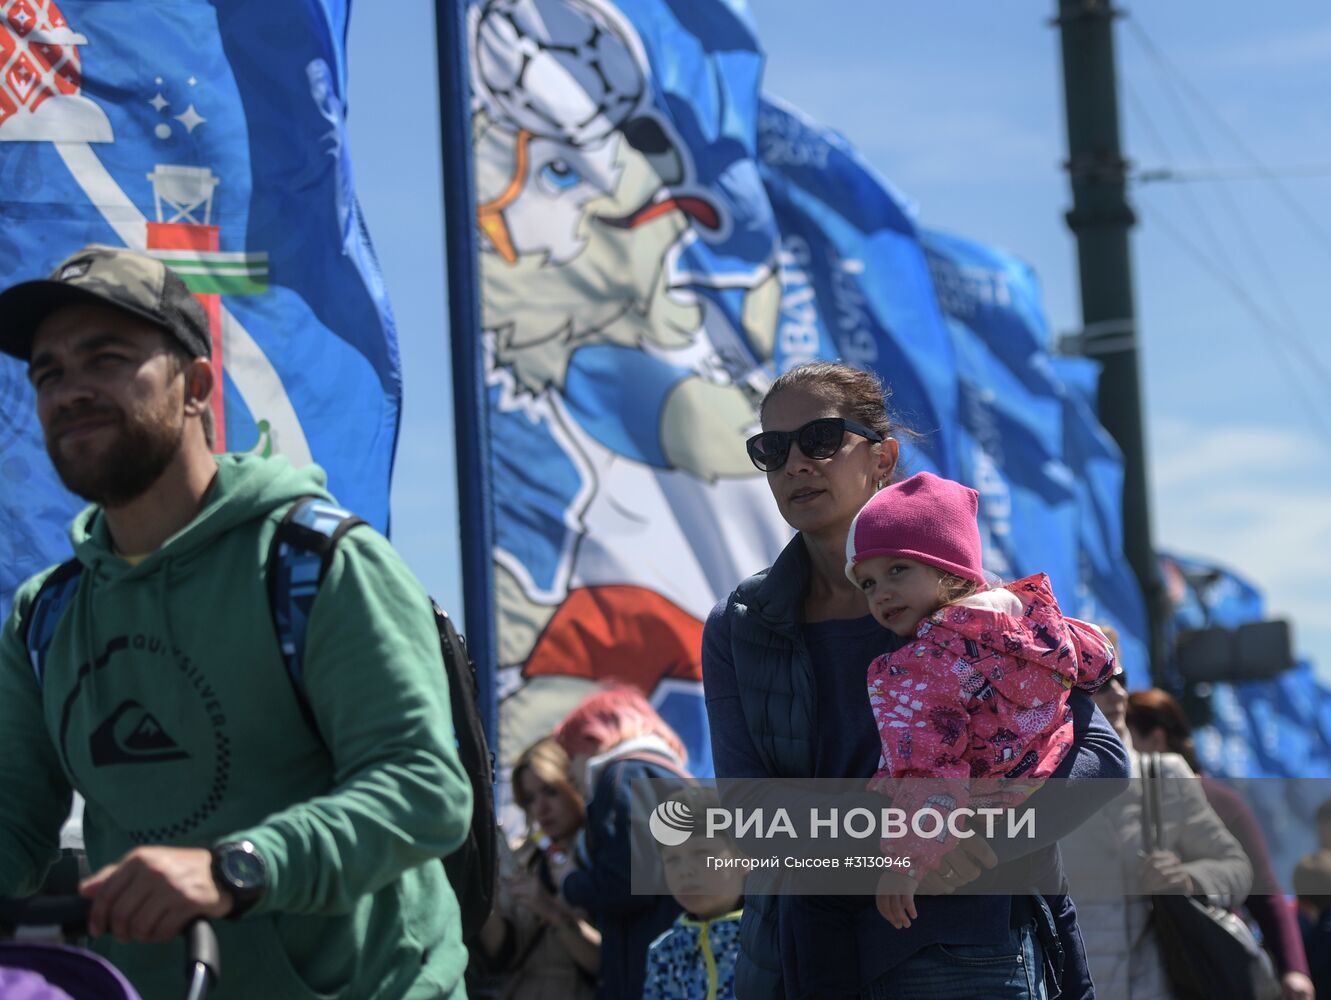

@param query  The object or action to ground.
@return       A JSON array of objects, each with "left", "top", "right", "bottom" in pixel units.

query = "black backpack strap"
[
  {"left": 431, "top": 600, "right": 496, "bottom": 785},
  {"left": 23, "top": 559, "right": 85, "bottom": 686},
  {"left": 433, "top": 599, "right": 499, "bottom": 940},
  {"left": 266, "top": 501, "right": 498, "bottom": 941},
  {"left": 266, "top": 496, "right": 365, "bottom": 737}
]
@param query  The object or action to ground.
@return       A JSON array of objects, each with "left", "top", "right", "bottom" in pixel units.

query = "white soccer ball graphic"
[
  {"left": 648, "top": 799, "right": 694, "bottom": 847},
  {"left": 474, "top": 0, "right": 646, "bottom": 146}
]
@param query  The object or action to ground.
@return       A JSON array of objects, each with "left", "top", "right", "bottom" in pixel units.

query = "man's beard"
[{"left": 46, "top": 403, "right": 184, "bottom": 508}]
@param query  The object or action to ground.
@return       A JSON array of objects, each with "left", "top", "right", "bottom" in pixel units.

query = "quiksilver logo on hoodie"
[
  {"left": 60, "top": 633, "right": 231, "bottom": 843},
  {"left": 90, "top": 700, "right": 190, "bottom": 766}
]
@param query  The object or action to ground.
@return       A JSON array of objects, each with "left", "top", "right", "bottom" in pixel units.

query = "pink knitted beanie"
[{"left": 845, "top": 471, "right": 985, "bottom": 584}]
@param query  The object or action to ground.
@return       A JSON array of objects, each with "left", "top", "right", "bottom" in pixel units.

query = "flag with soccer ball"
[
  {"left": 465, "top": 0, "right": 1158, "bottom": 784},
  {"left": 0, "top": 0, "right": 399, "bottom": 617},
  {"left": 470, "top": 0, "right": 788, "bottom": 775}
]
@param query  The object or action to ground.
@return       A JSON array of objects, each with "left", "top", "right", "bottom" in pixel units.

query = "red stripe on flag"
[{"left": 146, "top": 222, "right": 226, "bottom": 452}]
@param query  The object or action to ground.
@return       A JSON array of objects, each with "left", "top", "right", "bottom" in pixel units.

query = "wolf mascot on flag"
[{"left": 470, "top": 0, "right": 788, "bottom": 775}]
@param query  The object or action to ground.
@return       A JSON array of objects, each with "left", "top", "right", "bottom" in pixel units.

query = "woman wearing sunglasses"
[{"left": 701, "top": 361, "right": 1129, "bottom": 999}]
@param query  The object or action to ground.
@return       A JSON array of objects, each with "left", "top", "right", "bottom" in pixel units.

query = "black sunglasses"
[{"left": 746, "top": 417, "right": 883, "bottom": 472}]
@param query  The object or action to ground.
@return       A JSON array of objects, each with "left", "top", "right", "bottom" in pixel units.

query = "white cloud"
[{"left": 1150, "top": 419, "right": 1306, "bottom": 492}]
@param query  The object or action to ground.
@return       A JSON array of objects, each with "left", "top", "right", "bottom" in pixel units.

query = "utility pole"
[{"left": 1055, "top": 0, "right": 1167, "bottom": 680}]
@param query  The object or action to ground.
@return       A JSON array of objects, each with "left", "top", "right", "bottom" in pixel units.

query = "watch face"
[{"left": 220, "top": 846, "right": 266, "bottom": 891}]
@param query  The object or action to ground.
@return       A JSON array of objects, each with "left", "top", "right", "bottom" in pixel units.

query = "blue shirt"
[
  {"left": 799, "top": 615, "right": 1012, "bottom": 993},
  {"left": 808, "top": 615, "right": 893, "bottom": 780}
]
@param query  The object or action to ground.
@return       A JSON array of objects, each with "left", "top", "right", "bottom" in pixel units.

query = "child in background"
[
  {"left": 844, "top": 471, "right": 1115, "bottom": 926},
  {"left": 644, "top": 787, "right": 745, "bottom": 1000},
  {"left": 554, "top": 686, "right": 692, "bottom": 1000}
]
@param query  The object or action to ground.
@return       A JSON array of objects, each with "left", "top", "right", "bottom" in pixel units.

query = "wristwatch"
[{"left": 210, "top": 840, "right": 268, "bottom": 919}]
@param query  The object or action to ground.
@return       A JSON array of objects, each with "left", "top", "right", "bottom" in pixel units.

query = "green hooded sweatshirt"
[{"left": 0, "top": 454, "right": 472, "bottom": 1000}]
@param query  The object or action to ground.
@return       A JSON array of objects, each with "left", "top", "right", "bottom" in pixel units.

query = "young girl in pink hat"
[{"left": 845, "top": 471, "right": 1116, "bottom": 928}]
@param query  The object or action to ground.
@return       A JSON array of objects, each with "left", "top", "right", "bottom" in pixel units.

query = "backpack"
[{"left": 21, "top": 497, "right": 497, "bottom": 941}]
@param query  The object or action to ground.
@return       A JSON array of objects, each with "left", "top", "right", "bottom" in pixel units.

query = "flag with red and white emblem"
[{"left": 0, "top": 0, "right": 400, "bottom": 616}]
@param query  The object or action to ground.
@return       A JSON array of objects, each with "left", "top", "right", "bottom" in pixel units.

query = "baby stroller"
[{"left": 0, "top": 892, "right": 219, "bottom": 1000}]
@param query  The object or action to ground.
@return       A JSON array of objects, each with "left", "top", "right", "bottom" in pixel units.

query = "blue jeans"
[{"left": 862, "top": 920, "right": 1047, "bottom": 1000}]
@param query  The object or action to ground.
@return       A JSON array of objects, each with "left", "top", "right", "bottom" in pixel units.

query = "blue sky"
[{"left": 347, "top": 1, "right": 1331, "bottom": 678}]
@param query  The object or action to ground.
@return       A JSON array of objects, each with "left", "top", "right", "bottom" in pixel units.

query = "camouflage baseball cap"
[{"left": 0, "top": 244, "right": 211, "bottom": 361}]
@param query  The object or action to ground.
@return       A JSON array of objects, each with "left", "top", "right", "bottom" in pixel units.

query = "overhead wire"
[
  {"left": 1123, "top": 80, "right": 1331, "bottom": 410},
  {"left": 1123, "top": 15, "right": 1331, "bottom": 264},
  {"left": 1139, "top": 202, "right": 1331, "bottom": 450},
  {"left": 1136, "top": 164, "right": 1331, "bottom": 184},
  {"left": 1120, "top": 12, "right": 1331, "bottom": 433},
  {"left": 1125, "top": 82, "right": 1331, "bottom": 393},
  {"left": 1124, "top": 127, "right": 1331, "bottom": 455},
  {"left": 1122, "top": 83, "right": 1252, "bottom": 312},
  {"left": 1123, "top": 16, "right": 1312, "bottom": 353}
]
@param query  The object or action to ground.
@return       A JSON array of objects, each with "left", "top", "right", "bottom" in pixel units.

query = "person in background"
[
  {"left": 1316, "top": 799, "right": 1331, "bottom": 851},
  {"left": 703, "top": 361, "right": 1129, "bottom": 1000},
  {"left": 644, "top": 787, "right": 745, "bottom": 1000},
  {"left": 554, "top": 686, "right": 692, "bottom": 1000},
  {"left": 1292, "top": 848, "right": 1331, "bottom": 1000},
  {"left": 1126, "top": 688, "right": 1314, "bottom": 1000},
  {"left": 1062, "top": 639, "right": 1253, "bottom": 999},
  {"left": 475, "top": 736, "right": 599, "bottom": 1000}
]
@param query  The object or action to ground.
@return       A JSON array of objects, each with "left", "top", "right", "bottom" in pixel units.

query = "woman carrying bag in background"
[
  {"left": 1127, "top": 690, "right": 1312, "bottom": 1000},
  {"left": 1062, "top": 639, "right": 1258, "bottom": 999}
]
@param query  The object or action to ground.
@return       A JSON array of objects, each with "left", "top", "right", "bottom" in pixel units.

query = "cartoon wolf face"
[{"left": 474, "top": 108, "right": 723, "bottom": 395}]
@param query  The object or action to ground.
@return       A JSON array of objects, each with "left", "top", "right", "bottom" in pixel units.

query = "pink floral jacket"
[{"left": 866, "top": 573, "right": 1115, "bottom": 875}]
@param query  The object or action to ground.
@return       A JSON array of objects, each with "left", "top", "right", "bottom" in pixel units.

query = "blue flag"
[
  {"left": 922, "top": 231, "right": 1077, "bottom": 595},
  {"left": 1158, "top": 550, "right": 1265, "bottom": 631},
  {"left": 922, "top": 230, "right": 1150, "bottom": 675},
  {"left": 1050, "top": 353, "right": 1151, "bottom": 681},
  {"left": 1168, "top": 554, "right": 1329, "bottom": 775},
  {"left": 471, "top": 0, "right": 787, "bottom": 775},
  {"left": 757, "top": 96, "right": 960, "bottom": 477},
  {"left": 1199, "top": 660, "right": 1331, "bottom": 887},
  {"left": 1176, "top": 555, "right": 1331, "bottom": 883},
  {"left": 0, "top": 0, "right": 399, "bottom": 617},
  {"left": 1159, "top": 552, "right": 1301, "bottom": 775}
]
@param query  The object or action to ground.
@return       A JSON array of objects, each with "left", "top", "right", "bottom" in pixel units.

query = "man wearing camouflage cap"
[{"left": 0, "top": 245, "right": 473, "bottom": 999}]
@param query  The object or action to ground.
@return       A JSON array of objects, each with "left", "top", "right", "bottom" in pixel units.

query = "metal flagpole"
[{"left": 435, "top": 0, "right": 498, "bottom": 748}]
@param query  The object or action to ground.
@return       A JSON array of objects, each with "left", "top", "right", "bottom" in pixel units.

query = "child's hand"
[{"left": 875, "top": 869, "right": 918, "bottom": 929}]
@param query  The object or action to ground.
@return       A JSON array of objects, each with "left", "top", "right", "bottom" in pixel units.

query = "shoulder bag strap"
[{"left": 1139, "top": 752, "right": 1157, "bottom": 852}]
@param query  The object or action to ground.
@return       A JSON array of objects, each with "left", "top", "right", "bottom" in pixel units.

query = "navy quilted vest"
[{"left": 724, "top": 534, "right": 817, "bottom": 998}]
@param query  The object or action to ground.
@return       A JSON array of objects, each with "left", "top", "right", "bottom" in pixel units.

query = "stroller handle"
[
  {"left": 0, "top": 893, "right": 93, "bottom": 929},
  {"left": 0, "top": 894, "right": 220, "bottom": 991},
  {"left": 184, "top": 914, "right": 221, "bottom": 989}
]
